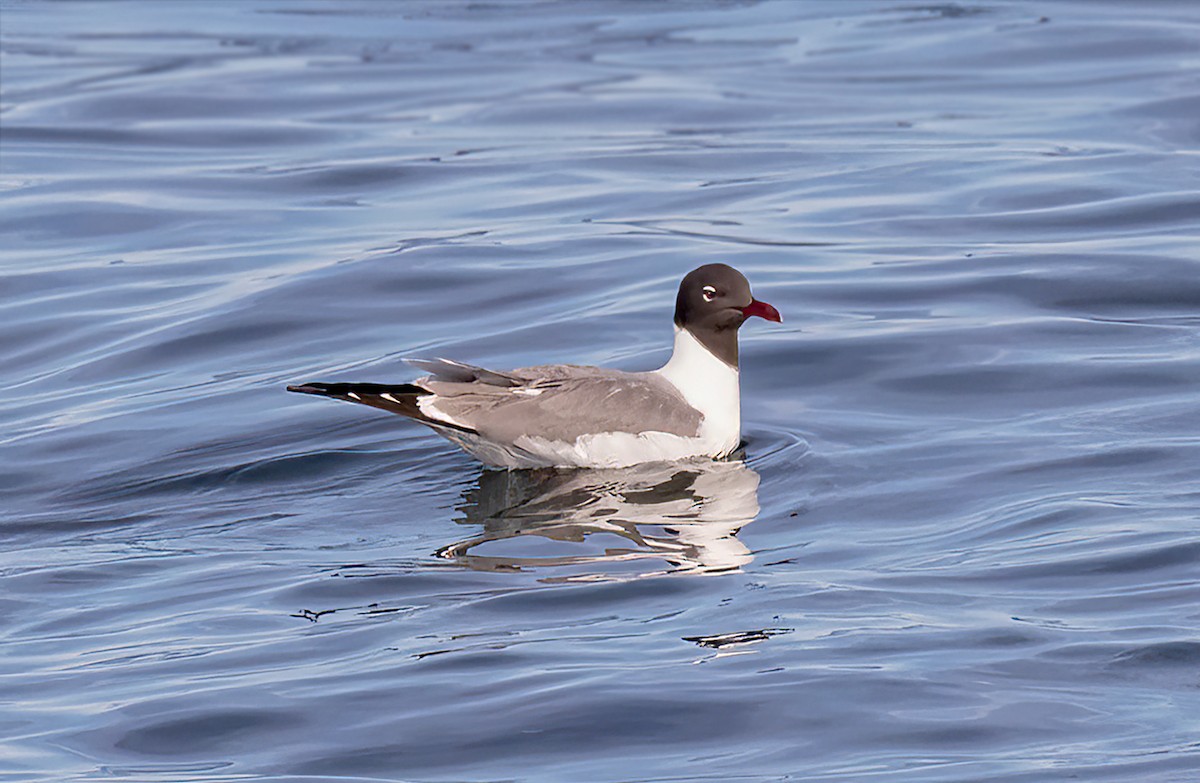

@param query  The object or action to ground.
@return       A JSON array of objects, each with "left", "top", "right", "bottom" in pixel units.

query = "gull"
[{"left": 288, "top": 263, "right": 780, "bottom": 468}]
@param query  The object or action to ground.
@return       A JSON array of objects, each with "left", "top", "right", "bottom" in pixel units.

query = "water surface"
[{"left": 2, "top": 1, "right": 1199, "bottom": 781}]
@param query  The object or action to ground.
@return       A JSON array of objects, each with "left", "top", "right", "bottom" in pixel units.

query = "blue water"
[{"left": 2, "top": 1, "right": 1199, "bottom": 781}]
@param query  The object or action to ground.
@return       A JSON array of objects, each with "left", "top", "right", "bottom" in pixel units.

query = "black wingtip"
[{"left": 287, "top": 383, "right": 329, "bottom": 396}]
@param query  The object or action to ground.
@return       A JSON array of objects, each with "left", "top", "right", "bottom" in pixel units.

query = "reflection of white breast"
[
  {"left": 661, "top": 460, "right": 759, "bottom": 573},
  {"left": 656, "top": 327, "right": 742, "bottom": 459}
]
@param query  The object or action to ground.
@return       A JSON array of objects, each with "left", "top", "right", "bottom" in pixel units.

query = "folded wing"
[
  {"left": 418, "top": 364, "right": 703, "bottom": 444},
  {"left": 288, "top": 361, "right": 703, "bottom": 444}
]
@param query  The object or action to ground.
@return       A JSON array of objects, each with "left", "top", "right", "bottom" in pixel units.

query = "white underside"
[
  {"left": 431, "top": 328, "right": 742, "bottom": 469},
  {"left": 439, "top": 428, "right": 728, "bottom": 470}
]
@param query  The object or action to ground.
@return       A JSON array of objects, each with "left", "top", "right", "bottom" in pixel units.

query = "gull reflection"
[{"left": 436, "top": 458, "right": 760, "bottom": 582}]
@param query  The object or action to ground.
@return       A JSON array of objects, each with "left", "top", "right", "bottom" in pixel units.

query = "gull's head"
[
  {"left": 675, "top": 263, "right": 781, "bottom": 333},
  {"left": 672, "top": 263, "right": 780, "bottom": 367}
]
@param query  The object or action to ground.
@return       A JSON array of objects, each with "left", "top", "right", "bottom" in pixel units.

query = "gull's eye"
[{"left": 702, "top": 285, "right": 718, "bottom": 302}]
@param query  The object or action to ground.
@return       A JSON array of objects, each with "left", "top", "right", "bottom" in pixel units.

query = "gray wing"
[
  {"left": 419, "top": 364, "right": 703, "bottom": 444},
  {"left": 405, "top": 357, "right": 522, "bottom": 387}
]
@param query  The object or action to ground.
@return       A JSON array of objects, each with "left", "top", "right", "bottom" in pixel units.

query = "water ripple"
[{"left": 3, "top": 2, "right": 1198, "bottom": 782}]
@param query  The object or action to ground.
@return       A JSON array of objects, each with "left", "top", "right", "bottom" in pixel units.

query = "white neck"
[{"left": 656, "top": 327, "right": 741, "bottom": 455}]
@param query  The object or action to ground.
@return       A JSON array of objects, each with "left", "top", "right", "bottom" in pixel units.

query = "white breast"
[{"left": 655, "top": 326, "right": 742, "bottom": 458}]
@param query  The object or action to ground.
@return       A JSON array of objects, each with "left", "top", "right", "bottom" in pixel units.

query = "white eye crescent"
[{"left": 702, "top": 285, "right": 717, "bottom": 302}]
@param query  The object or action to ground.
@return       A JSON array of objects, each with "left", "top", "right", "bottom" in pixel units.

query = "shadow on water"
[{"left": 436, "top": 456, "right": 761, "bottom": 583}]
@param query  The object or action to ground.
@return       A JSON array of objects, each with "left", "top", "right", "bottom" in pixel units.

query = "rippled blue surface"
[{"left": 3, "top": 1, "right": 1199, "bottom": 781}]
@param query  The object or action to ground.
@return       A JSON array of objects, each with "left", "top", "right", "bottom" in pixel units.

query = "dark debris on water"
[{"left": 683, "top": 628, "right": 794, "bottom": 649}]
